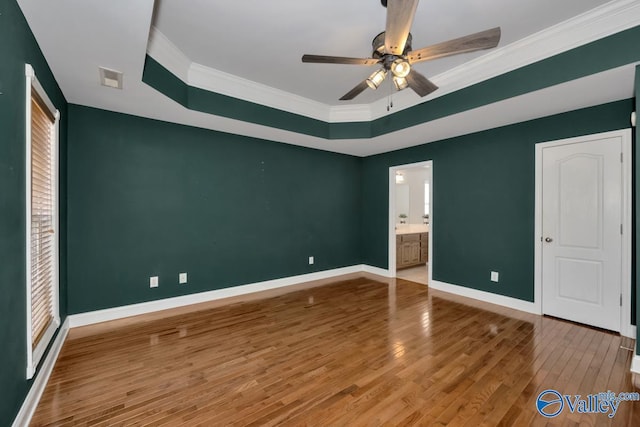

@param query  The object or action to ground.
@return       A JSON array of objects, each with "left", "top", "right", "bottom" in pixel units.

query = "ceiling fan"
[{"left": 301, "top": 0, "right": 501, "bottom": 101}]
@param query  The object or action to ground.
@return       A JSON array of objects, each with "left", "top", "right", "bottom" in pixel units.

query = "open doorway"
[{"left": 388, "top": 161, "right": 433, "bottom": 285}]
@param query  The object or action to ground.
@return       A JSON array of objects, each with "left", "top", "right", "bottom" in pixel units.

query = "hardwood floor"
[{"left": 32, "top": 276, "right": 639, "bottom": 426}]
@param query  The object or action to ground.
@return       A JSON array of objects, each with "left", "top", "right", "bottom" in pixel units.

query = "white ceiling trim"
[
  {"left": 188, "top": 62, "right": 337, "bottom": 122},
  {"left": 120, "top": 65, "right": 632, "bottom": 158},
  {"left": 329, "top": 104, "right": 374, "bottom": 123},
  {"left": 147, "top": 28, "right": 190, "bottom": 82},
  {"left": 354, "top": 64, "right": 636, "bottom": 156},
  {"left": 146, "top": 0, "right": 640, "bottom": 124},
  {"left": 365, "top": 0, "right": 640, "bottom": 120},
  {"left": 147, "top": 27, "right": 373, "bottom": 123},
  {"left": 16, "top": 0, "right": 636, "bottom": 159}
]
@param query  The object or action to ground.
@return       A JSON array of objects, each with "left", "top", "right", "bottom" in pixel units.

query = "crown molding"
[
  {"left": 147, "top": 0, "right": 640, "bottom": 124},
  {"left": 188, "top": 62, "right": 335, "bottom": 122},
  {"left": 146, "top": 26, "right": 190, "bottom": 82},
  {"left": 148, "top": 26, "right": 370, "bottom": 123},
  {"left": 367, "top": 0, "right": 640, "bottom": 119},
  {"left": 439, "top": 0, "right": 640, "bottom": 90},
  {"left": 329, "top": 104, "right": 373, "bottom": 122}
]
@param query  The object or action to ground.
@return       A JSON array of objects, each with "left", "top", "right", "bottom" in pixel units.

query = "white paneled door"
[{"left": 541, "top": 135, "right": 622, "bottom": 332}]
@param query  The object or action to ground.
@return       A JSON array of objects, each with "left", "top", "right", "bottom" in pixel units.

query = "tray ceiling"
[{"left": 16, "top": 0, "right": 640, "bottom": 156}]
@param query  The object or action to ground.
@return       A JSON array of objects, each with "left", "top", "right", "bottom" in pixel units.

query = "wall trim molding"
[
  {"left": 361, "top": 265, "right": 393, "bottom": 278},
  {"left": 69, "top": 265, "right": 373, "bottom": 328},
  {"left": 146, "top": 0, "right": 640, "bottom": 123},
  {"left": 631, "top": 355, "right": 640, "bottom": 375},
  {"left": 429, "top": 280, "right": 541, "bottom": 315},
  {"left": 12, "top": 269, "right": 639, "bottom": 425},
  {"left": 188, "top": 63, "right": 342, "bottom": 123},
  {"left": 386, "top": 0, "right": 640, "bottom": 120},
  {"left": 12, "top": 318, "right": 69, "bottom": 427},
  {"left": 146, "top": 26, "right": 190, "bottom": 82}
]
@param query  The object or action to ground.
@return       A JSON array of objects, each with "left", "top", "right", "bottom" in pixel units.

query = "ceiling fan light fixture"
[
  {"left": 301, "top": 2, "right": 501, "bottom": 102},
  {"left": 392, "top": 76, "right": 408, "bottom": 91},
  {"left": 391, "top": 59, "right": 411, "bottom": 78},
  {"left": 366, "top": 69, "right": 387, "bottom": 90}
]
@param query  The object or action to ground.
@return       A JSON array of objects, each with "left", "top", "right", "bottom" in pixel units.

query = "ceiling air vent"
[{"left": 99, "top": 67, "right": 123, "bottom": 89}]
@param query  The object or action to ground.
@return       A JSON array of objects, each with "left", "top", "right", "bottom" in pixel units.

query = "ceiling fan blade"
[
  {"left": 407, "top": 27, "right": 501, "bottom": 64},
  {"left": 339, "top": 80, "right": 370, "bottom": 101},
  {"left": 385, "top": 0, "right": 420, "bottom": 55},
  {"left": 302, "top": 54, "right": 380, "bottom": 66},
  {"left": 405, "top": 70, "right": 438, "bottom": 97}
]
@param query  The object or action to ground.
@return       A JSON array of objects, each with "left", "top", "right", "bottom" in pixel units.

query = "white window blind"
[
  {"left": 25, "top": 64, "right": 60, "bottom": 379},
  {"left": 30, "top": 93, "right": 55, "bottom": 345}
]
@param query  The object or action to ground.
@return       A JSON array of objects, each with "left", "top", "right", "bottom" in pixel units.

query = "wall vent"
[{"left": 99, "top": 67, "right": 123, "bottom": 89}]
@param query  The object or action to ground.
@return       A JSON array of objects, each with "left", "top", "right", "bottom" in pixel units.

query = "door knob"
[{"left": 544, "top": 237, "right": 553, "bottom": 242}]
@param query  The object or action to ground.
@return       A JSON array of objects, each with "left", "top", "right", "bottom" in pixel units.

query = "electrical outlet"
[
  {"left": 490, "top": 271, "right": 499, "bottom": 282},
  {"left": 179, "top": 272, "right": 187, "bottom": 284},
  {"left": 150, "top": 276, "right": 159, "bottom": 288},
  {"left": 308, "top": 256, "right": 314, "bottom": 265}
]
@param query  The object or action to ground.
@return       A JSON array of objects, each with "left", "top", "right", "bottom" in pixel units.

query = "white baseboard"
[
  {"left": 69, "top": 265, "right": 371, "bottom": 327},
  {"left": 11, "top": 268, "right": 639, "bottom": 425},
  {"left": 12, "top": 318, "right": 69, "bottom": 427},
  {"left": 621, "top": 324, "right": 636, "bottom": 340},
  {"left": 631, "top": 355, "right": 640, "bottom": 375},
  {"left": 429, "top": 280, "right": 637, "bottom": 339},
  {"left": 429, "top": 280, "right": 541, "bottom": 315},
  {"left": 361, "top": 265, "right": 392, "bottom": 278},
  {"left": 632, "top": 355, "right": 640, "bottom": 389}
]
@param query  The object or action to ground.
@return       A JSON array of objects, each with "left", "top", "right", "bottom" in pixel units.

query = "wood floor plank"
[{"left": 30, "top": 276, "right": 639, "bottom": 426}]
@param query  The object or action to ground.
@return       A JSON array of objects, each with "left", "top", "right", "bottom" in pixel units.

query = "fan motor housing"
[{"left": 372, "top": 31, "right": 412, "bottom": 59}]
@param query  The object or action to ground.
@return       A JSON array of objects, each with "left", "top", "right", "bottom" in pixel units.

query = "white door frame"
[
  {"left": 534, "top": 129, "right": 633, "bottom": 337},
  {"left": 388, "top": 160, "right": 433, "bottom": 283}
]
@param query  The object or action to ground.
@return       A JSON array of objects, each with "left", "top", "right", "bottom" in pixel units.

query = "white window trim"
[{"left": 25, "top": 64, "right": 60, "bottom": 380}]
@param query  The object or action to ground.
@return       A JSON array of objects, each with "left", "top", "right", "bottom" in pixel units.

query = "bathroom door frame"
[{"left": 388, "top": 160, "right": 433, "bottom": 282}]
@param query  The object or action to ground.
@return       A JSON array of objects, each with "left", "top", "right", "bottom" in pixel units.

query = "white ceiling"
[
  {"left": 153, "top": 0, "right": 609, "bottom": 105},
  {"left": 16, "top": 0, "right": 640, "bottom": 156}
]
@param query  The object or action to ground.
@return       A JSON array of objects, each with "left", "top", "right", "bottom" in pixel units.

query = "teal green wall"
[
  {"left": 361, "top": 100, "right": 633, "bottom": 302},
  {"left": 0, "top": 0, "right": 68, "bottom": 425},
  {"left": 143, "top": 26, "right": 640, "bottom": 140},
  {"left": 3, "top": 0, "right": 639, "bottom": 421},
  {"left": 142, "top": 56, "right": 370, "bottom": 140},
  {"left": 68, "top": 100, "right": 635, "bottom": 311},
  {"left": 66, "top": 105, "right": 362, "bottom": 314}
]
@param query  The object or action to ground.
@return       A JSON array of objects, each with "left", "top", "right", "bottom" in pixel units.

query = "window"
[{"left": 25, "top": 64, "right": 60, "bottom": 379}]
